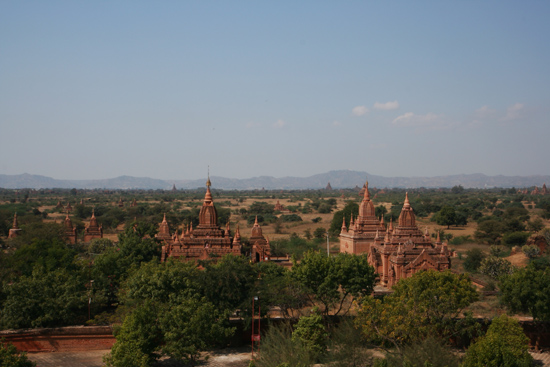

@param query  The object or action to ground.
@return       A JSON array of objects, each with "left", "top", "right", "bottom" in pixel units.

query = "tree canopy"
[
  {"left": 499, "top": 264, "right": 550, "bottom": 321},
  {"left": 462, "top": 315, "right": 533, "bottom": 367},
  {"left": 357, "top": 270, "right": 478, "bottom": 347}
]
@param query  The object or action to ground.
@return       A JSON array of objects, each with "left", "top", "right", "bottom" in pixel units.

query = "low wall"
[{"left": 0, "top": 326, "right": 115, "bottom": 352}]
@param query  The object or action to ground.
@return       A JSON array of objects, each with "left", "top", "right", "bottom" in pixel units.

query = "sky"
[{"left": 1, "top": 1, "right": 549, "bottom": 181}]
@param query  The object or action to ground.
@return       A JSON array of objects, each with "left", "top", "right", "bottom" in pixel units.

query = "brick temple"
[
  {"left": 159, "top": 177, "right": 270, "bottom": 262},
  {"left": 340, "top": 180, "right": 451, "bottom": 287}
]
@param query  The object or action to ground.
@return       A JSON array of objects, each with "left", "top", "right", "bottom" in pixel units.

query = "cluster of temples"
[
  {"left": 159, "top": 177, "right": 270, "bottom": 263},
  {"left": 520, "top": 184, "right": 549, "bottom": 195},
  {"left": 340, "top": 181, "right": 451, "bottom": 287}
]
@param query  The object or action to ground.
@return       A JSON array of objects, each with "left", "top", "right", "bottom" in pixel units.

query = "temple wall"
[{"left": 0, "top": 326, "right": 115, "bottom": 352}]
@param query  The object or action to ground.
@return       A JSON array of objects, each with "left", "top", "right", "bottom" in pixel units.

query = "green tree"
[
  {"left": 291, "top": 308, "right": 328, "bottom": 361},
  {"left": 6, "top": 237, "right": 79, "bottom": 279},
  {"left": 521, "top": 244, "right": 540, "bottom": 259},
  {"left": 106, "top": 293, "right": 234, "bottom": 366},
  {"left": 313, "top": 227, "right": 326, "bottom": 239},
  {"left": 255, "top": 323, "right": 314, "bottom": 367},
  {"left": 474, "top": 219, "right": 505, "bottom": 244},
  {"left": 120, "top": 259, "right": 201, "bottom": 306},
  {"left": 1, "top": 268, "right": 87, "bottom": 329},
  {"left": 500, "top": 264, "right": 550, "bottom": 320},
  {"left": 0, "top": 340, "right": 36, "bottom": 367},
  {"left": 160, "top": 297, "right": 234, "bottom": 365},
  {"left": 463, "top": 248, "right": 486, "bottom": 273},
  {"left": 248, "top": 202, "right": 275, "bottom": 215},
  {"left": 433, "top": 205, "right": 457, "bottom": 229},
  {"left": 200, "top": 255, "right": 256, "bottom": 314},
  {"left": 357, "top": 270, "right": 478, "bottom": 347},
  {"left": 104, "top": 301, "right": 162, "bottom": 367},
  {"left": 375, "top": 205, "right": 387, "bottom": 218},
  {"left": 375, "top": 337, "right": 460, "bottom": 367},
  {"left": 502, "top": 231, "right": 530, "bottom": 248},
  {"left": 479, "top": 256, "right": 514, "bottom": 279},
  {"left": 462, "top": 315, "right": 532, "bottom": 367},
  {"left": 253, "top": 261, "right": 308, "bottom": 319},
  {"left": 292, "top": 251, "right": 375, "bottom": 315},
  {"left": 527, "top": 217, "right": 544, "bottom": 233}
]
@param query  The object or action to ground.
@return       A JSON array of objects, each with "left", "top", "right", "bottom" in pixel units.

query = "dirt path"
[
  {"left": 26, "top": 348, "right": 550, "bottom": 367},
  {"left": 28, "top": 347, "right": 252, "bottom": 367}
]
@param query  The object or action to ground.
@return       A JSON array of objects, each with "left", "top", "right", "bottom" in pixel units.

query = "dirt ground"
[
  {"left": 28, "top": 347, "right": 252, "bottom": 367},
  {"left": 26, "top": 347, "right": 550, "bottom": 367}
]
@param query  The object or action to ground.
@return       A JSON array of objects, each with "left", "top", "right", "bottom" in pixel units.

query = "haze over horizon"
[{"left": 1, "top": 1, "right": 549, "bottom": 181}]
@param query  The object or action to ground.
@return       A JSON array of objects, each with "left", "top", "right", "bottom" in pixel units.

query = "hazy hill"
[{"left": 1, "top": 171, "right": 549, "bottom": 190}]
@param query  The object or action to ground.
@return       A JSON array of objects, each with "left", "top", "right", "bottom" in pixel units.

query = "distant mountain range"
[{"left": 0, "top": 171, "right": 549, "bottom": 190}]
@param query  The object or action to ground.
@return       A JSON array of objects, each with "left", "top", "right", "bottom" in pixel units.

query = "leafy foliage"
[
  {"left": 255, "top": 323, "right": 315, "bottom": 367},
  {"left": 1, "top": 268, "right": 87, "bottom": 329},
  {"left": 291, "top": 308, "right": 328, "bottom": 361},
  {"left": 500, "top": 264, "right": 550, "bottom": 320},
  {"left": 462, "top": 315, "right": 533, "bottom": 367},
  {"left": 463, "top": 248, "right": 486, "bottom": 272},
  {"left": 357, "top": 270, "right": 478, "bottom": 347},
  {"left": 292, "top": 251, "right": 376, "bottom": 315},
  {"left": 0, "top": 340, "right": 36, "bottom": 367},
  {"left": 374, "top": 337, "right": 460, "bottom": 367},
  {"left": 479, "top": 256, "right": 514, "bottom": 279}
]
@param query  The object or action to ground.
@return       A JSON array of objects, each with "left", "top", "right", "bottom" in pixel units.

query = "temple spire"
[
  {"left": 404, "top": 192, "right": 410, "bottom": 209},
  {"left": 363, "top": 179, "right": 370, "bottom": 200},
  {"left": 12, "top": 212, "right": 19, "bottom": 229}
]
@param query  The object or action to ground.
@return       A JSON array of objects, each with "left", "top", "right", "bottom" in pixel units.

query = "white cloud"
[
  {"left": 503, "top": 103, "right": 524, "bottom": 120},
  {"left": 273, "top": 119, "right": 286, "bottom": 128},
  {"left": 352, "top": 105, "right": 369, "bottom": 116},
  {"left": 246, "top": 122, "right": 261, "bottom": 128},
  {"left": 474, "top": 105, "right": 497, "bottom": 118},
  {"left": 392, "top": 112, "right": 449, "bottom": 129},
  {"left": 373, "top": 101, "right": 399, "bottom": 110}
]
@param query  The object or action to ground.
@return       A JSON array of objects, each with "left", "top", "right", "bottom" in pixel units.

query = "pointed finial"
[
  {"left": 404, "top": 192, "right": 410, "bottom": 208},
  {"left": 206, "top": 166, "right": 211, "bottom": 188}
]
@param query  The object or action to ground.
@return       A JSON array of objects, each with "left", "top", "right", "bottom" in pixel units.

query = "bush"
[
  {"left": 0, "top": 340, "right": 36, "bottom": 367},
  {"left": 280, "top": 214, "right": 303, "bottom": 222},
  {"left": 502, "top": 232, "right": 530, "bottom": 248},
  {"left": 463, "top": 315, "right": 532, "bottom": 367},
  {"left": 374, "top": 337, "right": 460, "bottom": 367},
  {"left": 255, "top": 323, "right": 314, "bottom": 367},
  {"left": 479, "top": 257, "right": 514, "bottom": 279},
  {"left": 450, "top": 235, "right": 472, "bottom": 245},
  {"left": 291, "top": 309, "right": 328, "bottom": 361},
  {"left": 327, "top": 318, "right": 372, "bottom": 367},
  {"left": 463, "top": 248, "right": 485, "bottom": 272},
  {"left": 522, "top": 244, "right": 540, "bottom": 259}
]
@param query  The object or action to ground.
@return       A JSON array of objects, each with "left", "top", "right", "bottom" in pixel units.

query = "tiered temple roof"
[
  {"left": 368, "top": 193, "right": 451, "bottom": 287},
  {"left": 250, "top": 216, "right": 271, "bottom": 263},
  {"left": 83, "top": 210, "right": 103, "bottom": 242},
  {"left": 339, "top": 180, "right": 386, "bottom": 254},
  {"left": 64, "top": 212, "right": 77, "bottom": 244},
  {"left": 160, "top": 178, "right": 241, "bottom": 262}
]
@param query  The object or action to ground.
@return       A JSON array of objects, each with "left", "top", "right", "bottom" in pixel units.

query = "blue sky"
[{"left": 1, "top": 1, "right": 549, "bottom": 180}]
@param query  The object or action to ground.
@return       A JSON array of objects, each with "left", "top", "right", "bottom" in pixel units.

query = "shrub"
[
  {"left": 463, "top": 248, "right": 485, "bottom": 272},
  {"left": 463, "top": 315, "right": 532, "bottom": 367},
  {"left": 280, "top": 214, "right": 303, "bottom": 222}
]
